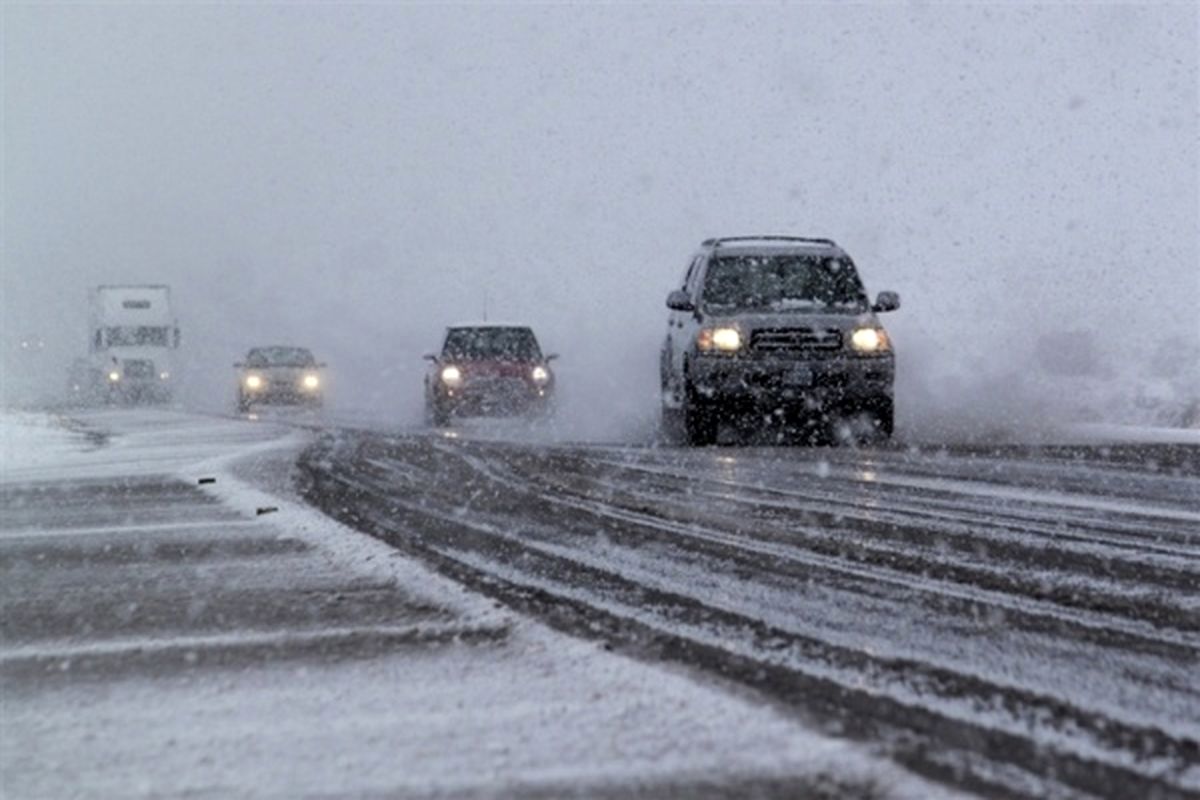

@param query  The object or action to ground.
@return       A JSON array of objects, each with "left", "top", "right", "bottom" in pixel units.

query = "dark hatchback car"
[
  {"left": 235, "top": 346, "right": 326, "bottom": 412},
  {"left": 425, "top": 324, "right": 556, "bottom": 425},
  {"left": 661, "top": 236, "right": 899, "bottom": 445}
]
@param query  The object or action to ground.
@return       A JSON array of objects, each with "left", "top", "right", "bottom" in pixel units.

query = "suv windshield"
[
  {"left": 702, "top": 255, "right": 867, "bottom": 312},
  {"left": 246, "top": 347, "right": 316, "bottom": 367},
  {"left": 443, "top": 328, "right": 542, "bottom": 361}
]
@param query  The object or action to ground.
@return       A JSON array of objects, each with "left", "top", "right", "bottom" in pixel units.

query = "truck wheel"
[{"left": 683, "top": 388, "right": 718, "bottom": 446}]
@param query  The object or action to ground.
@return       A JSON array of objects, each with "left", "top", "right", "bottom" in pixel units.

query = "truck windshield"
[
  {"left": 105, "top": 326, "right": 170, "bottom": 347},
  {"left": 443, "top": 328, "right": 542, "bottom": 361},
  {"left": 702, "top": 256, "right": 868, "bottom": 312}
]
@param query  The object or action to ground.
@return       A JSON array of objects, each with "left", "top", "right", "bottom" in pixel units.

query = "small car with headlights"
[
  {"left": 425, "top": 324, "right": 556, "bottom": 425},
  {"left": 235, "top": 346, "right": 325, "bottom": 412},
  {"left": 661, "top": 236, "right": 900, "bottom": 445}
]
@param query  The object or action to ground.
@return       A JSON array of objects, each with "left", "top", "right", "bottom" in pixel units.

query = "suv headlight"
[
  {"left": 850, "top": 327, "right": 890, "bottom": 354},
  {"left": 531, "top": 366, "right": 550, "bottom": 383},
  {"left": 440, "top": 365, "right": 463, "bottom": 387},
  {"left": 245, "top": 374, "right": 263, "bottom": 389},
  {"left": 697, "top": 327, "right": 743, "bottom": 353},
  {"left": 302, "top": 373, "right": 320, "bottom": 390}
]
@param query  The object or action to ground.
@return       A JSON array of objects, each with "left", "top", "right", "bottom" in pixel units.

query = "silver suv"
[{"left": 660, "top": 236, "right": 899, "bottom": 445}]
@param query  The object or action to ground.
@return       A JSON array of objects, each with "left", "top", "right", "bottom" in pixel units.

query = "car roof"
[
  {"left": 701, "top": 236, "right": 844, "bottom": 258},
  {"left": 446, "top": 322, "right": 534, "bottom": 330},
  {"left": 248, "top": 345, "right": 314, "bottom": 354}
]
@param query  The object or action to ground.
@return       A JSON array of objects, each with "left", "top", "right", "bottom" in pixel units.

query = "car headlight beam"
[
  {"left": 850, "top": 327, "right": 889, "bottom": 353},
  {"left": 244, "top": 374, "right": 263, "bottom": 390},
  {"left": 531, "top": 366, "right": 549, "bottom": 383},
  {"left": 440, "top": 365, "right": 463, "bottom": 387},
  {"left": 107, "top": 371, "right": 121, "bottom": 383},
  {"left": 697, "top": 327, "right": 742, "bottom": 353},
  {"left": 302, "top": 373, "right": 320, "bottom": 390}
]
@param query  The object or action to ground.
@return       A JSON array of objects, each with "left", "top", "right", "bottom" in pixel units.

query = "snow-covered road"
[
  {"left": 300, "top": 426, "right": 1200, "bottom": 799},
  {"left": 1, "top": 410, "right": 949, "bottom": 799}
]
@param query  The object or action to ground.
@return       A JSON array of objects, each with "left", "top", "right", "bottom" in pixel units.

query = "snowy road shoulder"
[{"left": 1, "top": 410, "right": 957, "bottom": 799}]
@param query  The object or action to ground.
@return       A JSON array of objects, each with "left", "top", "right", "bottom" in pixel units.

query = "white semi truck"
[{"left": 74, "top": 285, "right": 180, "bottom": 404}]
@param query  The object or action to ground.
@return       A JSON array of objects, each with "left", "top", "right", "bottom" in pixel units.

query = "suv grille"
[
  {"left": 123, "top": 359, "right": 156, "bottom": 379},
  {"left": 751, "top": 328, "right": 842, "bottom": 353}
]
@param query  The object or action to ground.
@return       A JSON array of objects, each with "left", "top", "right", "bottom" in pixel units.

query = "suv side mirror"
[
  {"left": 233, "top": 362, "right": 244, "bottom": 368},
  {"left": 873, "top": 291, "right": 900, "bottom": 313},
  {"left": 316, "top": 362, "right": 328, "bottom": 368},
  {"left": 545, "top": 353, "right": 559, "bottom": 362},
  {"left": 666, "top": 290, "right": 695, "bottom": 312},
  {"left": 423, "top": 353, "right": 438, "bottom": 362}
]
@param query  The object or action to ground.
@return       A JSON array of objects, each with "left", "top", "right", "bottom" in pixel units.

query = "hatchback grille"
[
  {"left": 123, "top": 359, "right": 156, "bottom": 379},
  {"left": 751, "top": 328, "right": 842, "bottom": 352}
]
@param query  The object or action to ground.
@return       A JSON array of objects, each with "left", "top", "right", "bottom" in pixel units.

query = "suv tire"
[
  {"left": 683, "top": 387, "right": 718, "bottom": 446},
  {"left": 867, "top": 397, "right": 894, "bottom": 439},
  {"left": 427, "top": 403, "right": 450, "bottom": 428}
]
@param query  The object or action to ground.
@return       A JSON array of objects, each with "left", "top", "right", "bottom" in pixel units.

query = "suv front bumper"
[{"left": 688, "top": 353, "right": 893, "bottom": 408}]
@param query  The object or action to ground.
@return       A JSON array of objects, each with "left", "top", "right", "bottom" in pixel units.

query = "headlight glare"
[
  {"left": 302, "top": 374, "right": 320, "bottom": 390},
  {"left": 245, "top": 374, "right": 263, "bottom": 390},
  {"left": 107, "top": 371, "right": 121, "bottom": 382},
  {"left": 440, "top": 365, "right": 463, "bottom": 387},
  {"left": 531, "top": 366, "right": 549, "bottom": 383},
  {"left": 698, "top": 327, "right": 742, "bottom": 353},
  {"left": 850, "top": 327, "right": 889, "bottom": 353}
]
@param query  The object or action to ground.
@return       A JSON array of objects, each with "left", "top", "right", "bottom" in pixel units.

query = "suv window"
[
  {"left": 444, "top": 328, "right": 542, "bottom": 361},
  {"left": 701, "top": 255, "right": 867, "bottom": 313},
  {"left": 681, "top": 255, "right": 702, "bottom": 292}
]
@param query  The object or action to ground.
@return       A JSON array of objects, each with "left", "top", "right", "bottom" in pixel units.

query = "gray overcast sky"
[{"left": 3, "top": 3, "right": 1197, "bottom": 429}]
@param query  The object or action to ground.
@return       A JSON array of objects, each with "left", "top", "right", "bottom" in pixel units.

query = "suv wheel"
[
  {"left": 873, "top": 398, "right": 895, "bottom": 439},
  {"left": 833, "top": 398, "right": 893, "bottom": 445},
  {"left": 683, "top": 388, "right": 718, "bottom": 446},
  {"left": 427, "top": 402, "right": 450, "bottom": 428}
]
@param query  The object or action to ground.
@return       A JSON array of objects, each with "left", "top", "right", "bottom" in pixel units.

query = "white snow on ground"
[
  {"left": 1, "top": 409, "right": 961, "bottom": 799},
  {"left": 0, "top": 413, "right": 94, "bottom": 475},
  {"left": 1063, "top": 423, "right": 1200, "bottom": 445}
]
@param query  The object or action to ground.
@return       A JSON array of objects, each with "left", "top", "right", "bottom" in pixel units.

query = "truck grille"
[
  {"left": 751, "top": 328, "right": 842, "bottom": 353},
  {"left": 123, "top": 360, "right": 156, "bottom": 379}
]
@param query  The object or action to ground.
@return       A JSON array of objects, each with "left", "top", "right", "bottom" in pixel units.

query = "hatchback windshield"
[
  {"left": 246, "top": 347, "right": 316, "bottom": 367},
  {"left": 702, "top": 255, "right": 867, "bottom": 312},
  {"left": 443, "top": 328, "right": 542, "bottom": 361}
]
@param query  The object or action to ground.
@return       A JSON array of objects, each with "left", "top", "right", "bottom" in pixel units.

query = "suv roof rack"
[{"left": 702, "top": 235, "right": 838, "bottom": 248}]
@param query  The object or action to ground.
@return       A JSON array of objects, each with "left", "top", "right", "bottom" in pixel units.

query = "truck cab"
[{"left": 87, "top": 285, "right": 179, "bottom": 404}]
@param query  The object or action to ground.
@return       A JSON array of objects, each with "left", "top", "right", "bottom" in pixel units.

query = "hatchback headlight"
[
  {"left": 850, "top": 327, "right": 890, "bottom": 354},
  {"left": 697, "top": 327, "right": 742, "bottom": 353}
]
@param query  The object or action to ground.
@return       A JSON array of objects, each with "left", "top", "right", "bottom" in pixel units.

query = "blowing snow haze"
[{"left": 3, "top": 4, "right": 1197, "bottom": 438}]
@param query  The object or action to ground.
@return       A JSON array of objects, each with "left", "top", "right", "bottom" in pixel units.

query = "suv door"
[{"left": 664, "top": 254, "right": 706, "bottom": 399}]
